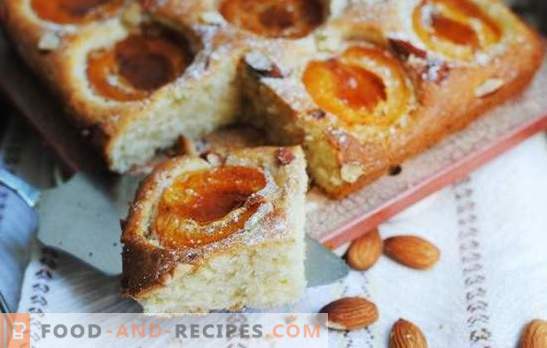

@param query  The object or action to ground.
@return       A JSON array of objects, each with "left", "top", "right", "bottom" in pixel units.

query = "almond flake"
[
  {"left": 205, "top": 153, "right": 223, "bottom": 166},
  {"left": 315, "top": 29, "right": 339, "bottom": 52},
  {"left": 475, "top": 78, "right": 504, "bottom": 98},
  {"left": 38, "top": 32, "right": 61, "bottom": 51},
  {"left": 121, "top": 3, "right": 142, "bottom": 27},
  {"left": 200, "top": 12, "right": 225, "bottom": 26},
  {"left": 245, "top": 51, "right": 274, "bottom": 72},
  {"left": 341, "top": 162, "right": 364, "bottom": 183},
  {"left": 244, "top": 51, "right": 283, "bottom": 78}
]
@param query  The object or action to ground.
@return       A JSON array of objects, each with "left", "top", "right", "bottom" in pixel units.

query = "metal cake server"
[{"left": 0, "top": 168, "right": 349, "bottom": 287}]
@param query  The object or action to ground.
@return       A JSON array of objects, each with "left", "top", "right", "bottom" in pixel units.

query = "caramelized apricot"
[
  {"left": 431, "top": 14, "right": 479, "bottom": 48},
  {"left": 413, "top": 0, "right": 502, "bottom": 60},
  {"left": 324, "top": 60, "right": 387, "bottom": 111},
  {"left": 303, "top": 46, "right": 414, "bottom": 127},
  {"left": 32, "top": 0, "right": 123, "bottom": 24},
  {"left": 87, "top": 27, "right": 193, "bottom": 102},
  {"left": 219, "top": 0, "right": 324, "bottom": 39},
  {"left": 155, "top": 166, "right": 267, "bottom": 248}
]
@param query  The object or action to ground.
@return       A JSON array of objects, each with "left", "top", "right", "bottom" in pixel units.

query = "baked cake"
[
  {"left": 121, "top": 146, "right": 308, "bottom": 313},
  {"left": 238, "top": 0, "right": 544, "bottom": 197},
  {"left": 1, "top": 0, "right": 543, "bottom": 197},
  {"left": 1, "top": 0, "right": 244, "bottom": 172}
]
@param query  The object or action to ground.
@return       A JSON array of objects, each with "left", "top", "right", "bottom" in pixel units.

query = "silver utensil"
[
  {"left": 0, "top": 291, "right": 11, "bottom": 313},
  {"left": 0, "top": 291, "right": 13, "bottom": 348},
  {"left": 0, "top": 169, "right": 348, "bottom": 286}
]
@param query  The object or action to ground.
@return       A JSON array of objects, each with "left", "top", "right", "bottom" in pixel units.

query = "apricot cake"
[
  {"left": 1, "top": 0, "right": 244, "bottom": 172},
  {"left": 239, "top": 0, "right": 544, "bottom": 197},
  {"left": 121, "top": 146, "right": 308, "bottom": 313},
  {"left": 1, "top": 0, "right": 543, "bottom": 197}
]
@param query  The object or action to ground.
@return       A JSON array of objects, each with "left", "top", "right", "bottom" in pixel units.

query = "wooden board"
[
  {"left": 1, "top": 31, "right": 546, "bottom": 248},
  {"left": 0, "top": 32, "right": 105, "bottom": 174}
]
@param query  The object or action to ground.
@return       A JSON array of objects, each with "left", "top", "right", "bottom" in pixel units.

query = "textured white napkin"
[{"left": 1, "top": 117, "right": 546, "bottom": 347}]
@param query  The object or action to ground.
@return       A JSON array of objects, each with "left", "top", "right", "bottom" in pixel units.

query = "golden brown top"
[
  {"left": 302, "top": 46, "right": 415, "bottom": 127},
  {"left": 154, "top": 166, "right": 267, "bottom": 249},
  {"left": 219, "top": 0, "right": 325, "bottom": 39},
  {"left": 31, "top": 0, "right": 123, "bottom": 24},
  {"left": 87, "top": 26, "right": 193, "bottom": 101},
  {"left": 413, "top": 0, "right": 502, "bottom": 60}
]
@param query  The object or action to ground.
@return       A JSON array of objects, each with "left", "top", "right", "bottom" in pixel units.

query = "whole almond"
[
  {"left": 383, "top": 235, "right": 440, "bottom": 269},
  {"left": 320, "top": 297, "right": 379, "bottom": 331},
  {"left": 520, "top": 319, "right": 547, "bottom": 348},
  {"left": 389, "top": 319, "right": 428, "bottom": 348},
  {"left": 346, "top": 228, "right": 382, "bottom": 270}
]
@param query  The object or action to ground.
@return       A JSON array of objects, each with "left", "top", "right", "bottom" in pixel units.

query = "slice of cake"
[
  {"left": 121, "top": 146, "right": 308, "bottom": 313},
  {"left": 2, "top": 0, "right": 244, "bottom": 172},
  {"left": 239, "top": 0, "right": 543, "bottom": 198}
]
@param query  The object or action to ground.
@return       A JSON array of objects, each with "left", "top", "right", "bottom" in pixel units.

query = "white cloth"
[{"left": 1, "top": 117, "right": 546, "bottom": 347}]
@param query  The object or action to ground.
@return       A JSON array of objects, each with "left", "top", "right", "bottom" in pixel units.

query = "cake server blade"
[
  {"left": 0, "top": 169, "right": 137, "bottom": 276},
  {"left": 35, "top": 173, "right": 134, "bottom": 276},
  {"left": 0, "top": 169, "right": 349, "bottom": 285},
  {"left": 305, "top": 237, "right": 349, "bottom": 287}
]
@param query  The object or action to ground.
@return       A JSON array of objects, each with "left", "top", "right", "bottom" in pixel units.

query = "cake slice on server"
[{"left": 121, "top": 146, "right": 308, "bottom": 313}]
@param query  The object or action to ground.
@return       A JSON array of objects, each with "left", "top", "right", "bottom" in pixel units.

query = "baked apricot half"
[
  {"left": 154, "top": 166, "right": 267, "bottom": 248},
  {"left": 413, "top": 0, "right": 502, "bottom": 60},
  {"left": 303, "top": 46, "right": 415, "bottom": 127},
  {"left": 219, "top": 0, "right": 325, "bottom": 39},
  {"left": 87, "top": 26, "right": 193, "bottom": 102},
  {"left": 32, "top": 0, "right": 123, "bottom": 25}
]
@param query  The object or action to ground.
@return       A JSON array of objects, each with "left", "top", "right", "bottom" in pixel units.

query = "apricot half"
[
  {"left": 413, "top": 0, "right": 502, "bottom": 60},
  {"left": 154, "top": 166, "right": 267, "bottom": 248},
  {"left": 87, "top": 26, "right": 192, "bottom": 102},
  {"left": 219, "top": 0, "right": 325, "bottom": 39},
  {"left": 32, "top": 0, "right": 123, "bottom": 25},
  {"left": 303, "top": 46, "right": 414, "bottom": 127}
]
